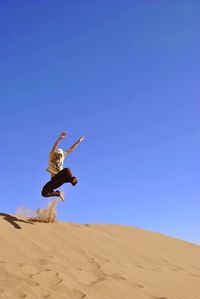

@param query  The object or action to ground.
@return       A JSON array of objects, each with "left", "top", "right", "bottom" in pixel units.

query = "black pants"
[{"left": 41, "top": 168, "right": 75, "bottom": 197}]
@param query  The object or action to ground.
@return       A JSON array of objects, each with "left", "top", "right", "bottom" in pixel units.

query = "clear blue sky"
[{"left": 1, "top": 1, "right": 199, "bottom": 244}]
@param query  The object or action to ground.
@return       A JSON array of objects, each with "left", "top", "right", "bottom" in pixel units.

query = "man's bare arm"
[
  {"left": 50, "top": 132, "right": 66, "bottom": 156},
  {"left": 64, "top": 136, "right": 84, "bottom": 157}
]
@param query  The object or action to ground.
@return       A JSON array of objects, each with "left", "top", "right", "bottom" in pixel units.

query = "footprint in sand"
[
  {"left": 28, "top": 270, "right": 63, "bottom": 288},
  {"left": 91, "top": 276, "right": 106, "bottom": 285},
  {"left": 152, "top": 267, "right": 162, "bottom": 272},
  {"left": 38, "top": 258, "right": 47, "bottom": 266},
  {"left": 95, "top": 256, "right": 110, "bottom": 264},
  {"left": 20, "top": 294, "right": 28, "bottom": 298},
  {"left": 72, "top": 289, "right": 86, "bottom": 299},
  {"left": 169, "top": 266, "right": 184, "bottom": 272},
  {"left": 106, "top": 273, "right": 126, "bottom": 281},
  {"left": 129, "top": 281, "right": 144, "bottom": 289},
  {"left": 190, "top": 273, "right": 200, "bottom": 278},
  {"left": 151, "top": 296, "right": 168, "bottom": 299},
  {"left": 135, "top": 283, "right": 144, "bottom": 288},
  {"left": 25, "top": 279, "right": 40, "bottom": 287},
  {"left": 136, "top": 264, "right": 144, "bottom": 269},
  {"left": 54, "top": 272, "right": 63, "bottom": 286}
]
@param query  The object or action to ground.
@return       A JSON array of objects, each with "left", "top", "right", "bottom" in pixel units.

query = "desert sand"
[{"left": 0, "top": 213, "right": 200, "bottom": 299}]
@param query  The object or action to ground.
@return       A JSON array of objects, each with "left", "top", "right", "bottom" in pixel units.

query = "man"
[{"left": 41, "top": 132, "right": 84, "bottom": 201}]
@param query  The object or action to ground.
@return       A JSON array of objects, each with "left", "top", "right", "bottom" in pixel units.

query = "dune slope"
[{"left": 0, "top": 214, "right": 200, "bottom": 299}]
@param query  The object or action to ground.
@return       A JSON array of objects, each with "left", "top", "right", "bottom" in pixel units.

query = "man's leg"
[
  {"left": 50, "top": 168, "right": 77, "bottom": 188},
  {"left": 41, "top": 168, "right": 78, "bottom": 200},
  {"left": 41, "top": 181, "right": 60, "bottom": 197}
]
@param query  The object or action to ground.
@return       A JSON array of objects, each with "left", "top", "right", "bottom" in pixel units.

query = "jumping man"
[{"left": 41, "top": 132, "right": 84, "bottom": 201}]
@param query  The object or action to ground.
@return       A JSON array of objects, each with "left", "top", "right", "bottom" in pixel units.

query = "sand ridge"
[{"left": 0, "top": 215, "right": 200, "bottom": 299}]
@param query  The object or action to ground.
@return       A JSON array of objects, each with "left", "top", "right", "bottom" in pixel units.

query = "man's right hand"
[{"left": 60, "top": 132, "right": 66, "bottom": 139}]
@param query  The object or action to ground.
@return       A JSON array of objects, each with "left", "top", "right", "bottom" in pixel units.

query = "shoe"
[{"left": 71, "top": 177, "right": 78, "bottom": 186}]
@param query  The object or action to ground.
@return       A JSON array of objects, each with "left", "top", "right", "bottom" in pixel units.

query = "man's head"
[{"left": 54, "top": 148, "right": 64, "bottom": 158}]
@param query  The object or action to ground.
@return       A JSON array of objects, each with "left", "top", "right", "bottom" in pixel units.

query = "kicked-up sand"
[{"left": 0, "top": 213, "right": 200, "bottom": 299}]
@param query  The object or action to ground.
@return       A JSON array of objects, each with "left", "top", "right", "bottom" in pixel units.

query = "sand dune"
[{"left": 0, "top": 214, "right": 200, "bottom": 299}]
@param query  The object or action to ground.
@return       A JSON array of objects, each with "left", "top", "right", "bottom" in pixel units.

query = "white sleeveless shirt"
[{"left": 46, "top": 152, "right": 65, "bottom": 176}]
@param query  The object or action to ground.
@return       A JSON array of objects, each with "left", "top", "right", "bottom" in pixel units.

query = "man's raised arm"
[
  {"left": 64, "top": 136, "right": 84, "bottom": 157},
  {"left": 50, "top": 132, "right": 66, "bottom": 156}
]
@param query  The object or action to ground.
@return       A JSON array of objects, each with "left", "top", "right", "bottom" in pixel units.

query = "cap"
[{"left": 55, "top": 148, "right": 64, "bottom": 155}]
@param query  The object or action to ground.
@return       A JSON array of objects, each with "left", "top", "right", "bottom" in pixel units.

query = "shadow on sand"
[{"left": 0, "top": 213, "right": 34, "bottom": 229}]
